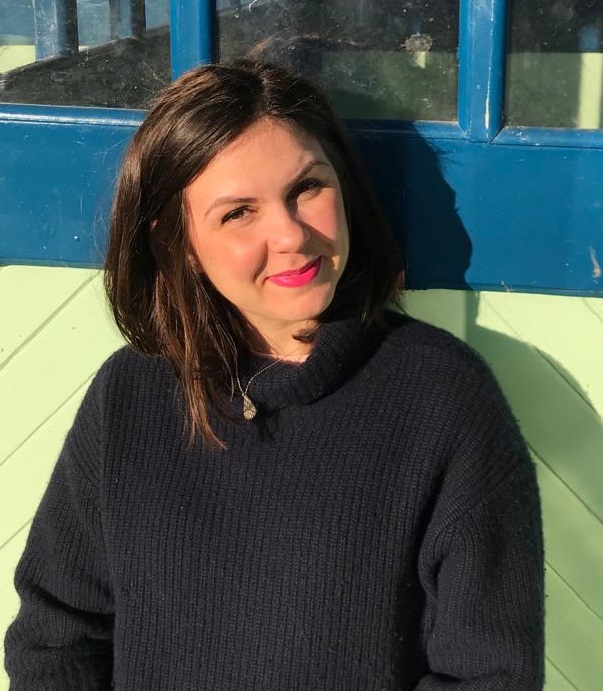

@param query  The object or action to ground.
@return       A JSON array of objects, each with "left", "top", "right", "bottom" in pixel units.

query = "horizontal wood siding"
[{"left": 1, "top": 268, "right": 601, "bottom": 690}]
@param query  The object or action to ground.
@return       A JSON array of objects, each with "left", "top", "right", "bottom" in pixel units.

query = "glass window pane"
[
  {"left": 0, "top": 0, "right": 170, "bottom": 109},
  {"left": 217, "top": 0, "right": 459, "bottom": 121},
  {"left": 507, "top": 0, "right": 603, "bottom": 129}
]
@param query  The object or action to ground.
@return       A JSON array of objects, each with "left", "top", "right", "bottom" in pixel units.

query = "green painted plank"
[
  {"left": 0, "top": 266, "right": 97, "bottom": 368},
  {"left": 545, "top": 567, "right": 603, "bottom": 691},
  {"left": 402, "top": 289, "right": 468, "bottom": 340},
  {"left": 535, "top": 456, "right": 603, "bottom": 620},
  {"left": 0, "top": 384, "right": 88, "bottom": 548},
  {"left": 478, "top": 292, "right": 603, "bottom": 417},
  {"left": 0, "top": 277, "right": 124, "bottom": 464},
  {"left": 544, "top": 658, "right": 580, "bottom": 691},
  {"left": 583, "top": 297, "right": 603, "bottom": 324}
]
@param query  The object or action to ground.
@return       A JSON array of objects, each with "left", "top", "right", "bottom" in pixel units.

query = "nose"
[{"left": 267, "top": 203, "right": 311, "bottom": 252}]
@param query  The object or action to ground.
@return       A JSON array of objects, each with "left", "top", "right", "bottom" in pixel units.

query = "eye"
[
  {"left": 290, "top": 177, "right": 326, "bottom": 199},
  {"left": 221, "top": 206, "right": 251, "bottom": 224}
]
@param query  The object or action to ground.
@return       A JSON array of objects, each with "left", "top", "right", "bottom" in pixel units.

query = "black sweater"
[{"left": 5, "top": 313, "right": 544, "bottom": 690}]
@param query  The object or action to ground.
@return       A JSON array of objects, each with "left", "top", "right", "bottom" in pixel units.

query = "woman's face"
[{"left": 185, "top": 118, "right": 349, "bottom": 352}]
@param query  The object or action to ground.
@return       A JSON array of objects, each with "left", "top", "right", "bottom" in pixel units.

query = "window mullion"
[
  {"left": 33, "top": 0, "right": 79, "bottom": 59},
  {"left": 458, "top": 0, "right": 507, "bottom": 142},
  {"left": 170, "top": 0, "right": 213, "bottom": 79}
]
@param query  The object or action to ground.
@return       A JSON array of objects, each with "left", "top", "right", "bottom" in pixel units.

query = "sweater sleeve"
[
  {"left": 415, "top": 353, "right": 545, "bottom": 690},
  {"left": 4, "top": 372, "right": 114, "bottom": 690}
]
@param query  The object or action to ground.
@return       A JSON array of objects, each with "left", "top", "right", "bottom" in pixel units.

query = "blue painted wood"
[
  {"left": 0, "top": 104, "right": 145, "bottom": 127},
  {"left": 0, "top": 119, "right": 136, "bottom": 267},
  {"left": 2, "top": 1, "right": 602, "bottom": 296},
  {"left": 355, "top": 129, "right": 603, "bottom": 295},
  {"left": 170, "top": 0, "right": 212, "bottom": 79},
  {"left": 497, "top": 127, "right": 603, "bottom": 150},
  {"left": 33, "top": 0, "right": 79, "bottom": 60},
  {"left": 458, "top": 0, "right": 507, "bottom": 141},
  {"left": 1, "top": 117, "right": 602, "bottom": 296},
  {"left": 351, "top": 121, "right": 465, "bottom": 141},
  {"left": 109, "top": 0, "right": 146, "bottom": 39}
]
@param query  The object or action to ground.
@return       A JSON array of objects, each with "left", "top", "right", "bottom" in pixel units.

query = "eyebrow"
[{"left": 202, "top": 159, "right": 331, "bottom": 219}]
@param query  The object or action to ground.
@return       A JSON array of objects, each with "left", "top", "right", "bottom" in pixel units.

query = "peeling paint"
[{"left": 589, "top": 246, "right": 601, "bottom": 281}]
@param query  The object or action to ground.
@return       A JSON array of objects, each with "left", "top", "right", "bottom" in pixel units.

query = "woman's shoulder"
[
  {"left": 377, "top": 310, "right": 514, "bottom": 424},
  {"left": 86, "top": 346, "right": 176, "bottom": 410},
  {"left": 64, "top": 347, "right": 179, "bottom": 456},
  {"left": 381, "top": 309, "right": 489, "bottom": 375},
  {"left": 97, "top": 344, "right": 169, "bottom": 377},
  {"left": 379, "top": 312, "right": 531, "bottom": 502}
]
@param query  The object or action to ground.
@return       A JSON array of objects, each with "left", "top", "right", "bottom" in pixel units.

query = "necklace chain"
[{"left": 235, "top": 344, "right": 305, "bottom": 420}]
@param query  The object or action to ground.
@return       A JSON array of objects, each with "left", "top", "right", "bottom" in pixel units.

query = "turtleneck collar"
[{"left": 235, "top": 316, "right": 387, "bottom": 414}]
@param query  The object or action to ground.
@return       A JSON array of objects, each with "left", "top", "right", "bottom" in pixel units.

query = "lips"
[{"left": 267, "top": 257, "right": 322, "bottom": 287}]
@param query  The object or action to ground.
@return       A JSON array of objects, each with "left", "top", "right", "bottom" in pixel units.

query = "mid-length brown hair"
[{"left": 105, "top": 60, "right": 402, "bottom": 446}]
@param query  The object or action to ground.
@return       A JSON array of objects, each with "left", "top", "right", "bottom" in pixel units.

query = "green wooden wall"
[{"left": 1, "top": 265, "right": 602, "bottom": 689}]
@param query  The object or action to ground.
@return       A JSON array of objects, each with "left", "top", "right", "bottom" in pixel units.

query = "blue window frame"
[{"left": 1, "top": 0, "right": 602, "bottom": 295}]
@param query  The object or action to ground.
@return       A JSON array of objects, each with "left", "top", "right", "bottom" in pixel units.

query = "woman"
[{"left": 5, "top": 61, "right": 544, "bottom": 690}]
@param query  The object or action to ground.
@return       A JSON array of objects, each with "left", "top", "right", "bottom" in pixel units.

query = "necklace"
[{"left": 235, "top": 344, "right": 306, "bottom": 420}]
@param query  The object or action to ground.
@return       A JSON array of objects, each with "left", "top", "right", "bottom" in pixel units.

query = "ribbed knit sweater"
[{"left": 5, "top": 312, "right": 544, "bottom": 690}]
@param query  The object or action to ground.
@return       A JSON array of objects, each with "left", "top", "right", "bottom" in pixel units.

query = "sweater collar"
[{"left": 235, "top": 316, "right": 385, "bottom": 413}]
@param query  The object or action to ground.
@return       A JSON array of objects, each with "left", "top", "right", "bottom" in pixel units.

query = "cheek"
[
  {"left": 304, "top": 198, "right": 348, "bottom": 244},
  {"left": 191, "top": 233, "right": 264, "bottom": 280}
]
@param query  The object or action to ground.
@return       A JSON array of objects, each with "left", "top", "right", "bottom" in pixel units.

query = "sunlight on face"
[{"left": 185, "top": 118, "right": 349, "bottom": 355}]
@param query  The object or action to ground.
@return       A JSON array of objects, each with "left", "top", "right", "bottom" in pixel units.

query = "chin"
[{"left": 283, "top": 289, "right": 338, "bottom": 323}]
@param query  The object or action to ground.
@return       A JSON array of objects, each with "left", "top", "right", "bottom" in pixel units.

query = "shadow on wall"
[{"left": 351, "top": 119, "right": 473, "bottom": 292}]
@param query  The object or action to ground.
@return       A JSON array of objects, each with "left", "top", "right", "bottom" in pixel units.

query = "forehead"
[{"left": 198, "top": 118, "right": 332, "bottom": 181}]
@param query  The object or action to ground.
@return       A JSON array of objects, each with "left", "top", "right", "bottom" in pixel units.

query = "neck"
[{"left": 246, "top": 323, "right": 318, "bottom": 363}]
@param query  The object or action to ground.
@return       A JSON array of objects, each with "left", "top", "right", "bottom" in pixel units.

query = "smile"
[{"left": 267, "top": 257, "right": 322, "bottom": 288}]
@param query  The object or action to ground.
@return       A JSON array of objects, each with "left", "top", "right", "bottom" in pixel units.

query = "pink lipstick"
[{"left": 268, "top": 257, "right": 322, "bottom": 287}]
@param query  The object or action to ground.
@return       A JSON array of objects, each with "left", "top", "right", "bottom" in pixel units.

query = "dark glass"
[
  {"left": 217, "top": 0, "right": 459, "bottom": 121},
  {"left": 0, "top": 0, "right": 171, "bottom": 109},
  {"left": 507, "top": 0, "right": 603, "bottom": 128}
]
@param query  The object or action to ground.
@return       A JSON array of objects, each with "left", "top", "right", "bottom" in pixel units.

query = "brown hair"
[{"left": 104, "top": 60, "right": 402, "bottom": 446}]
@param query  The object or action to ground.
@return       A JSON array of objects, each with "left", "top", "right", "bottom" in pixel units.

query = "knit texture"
[{"left": 5, "top": 312, "right": 544, "bottom": 690}]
